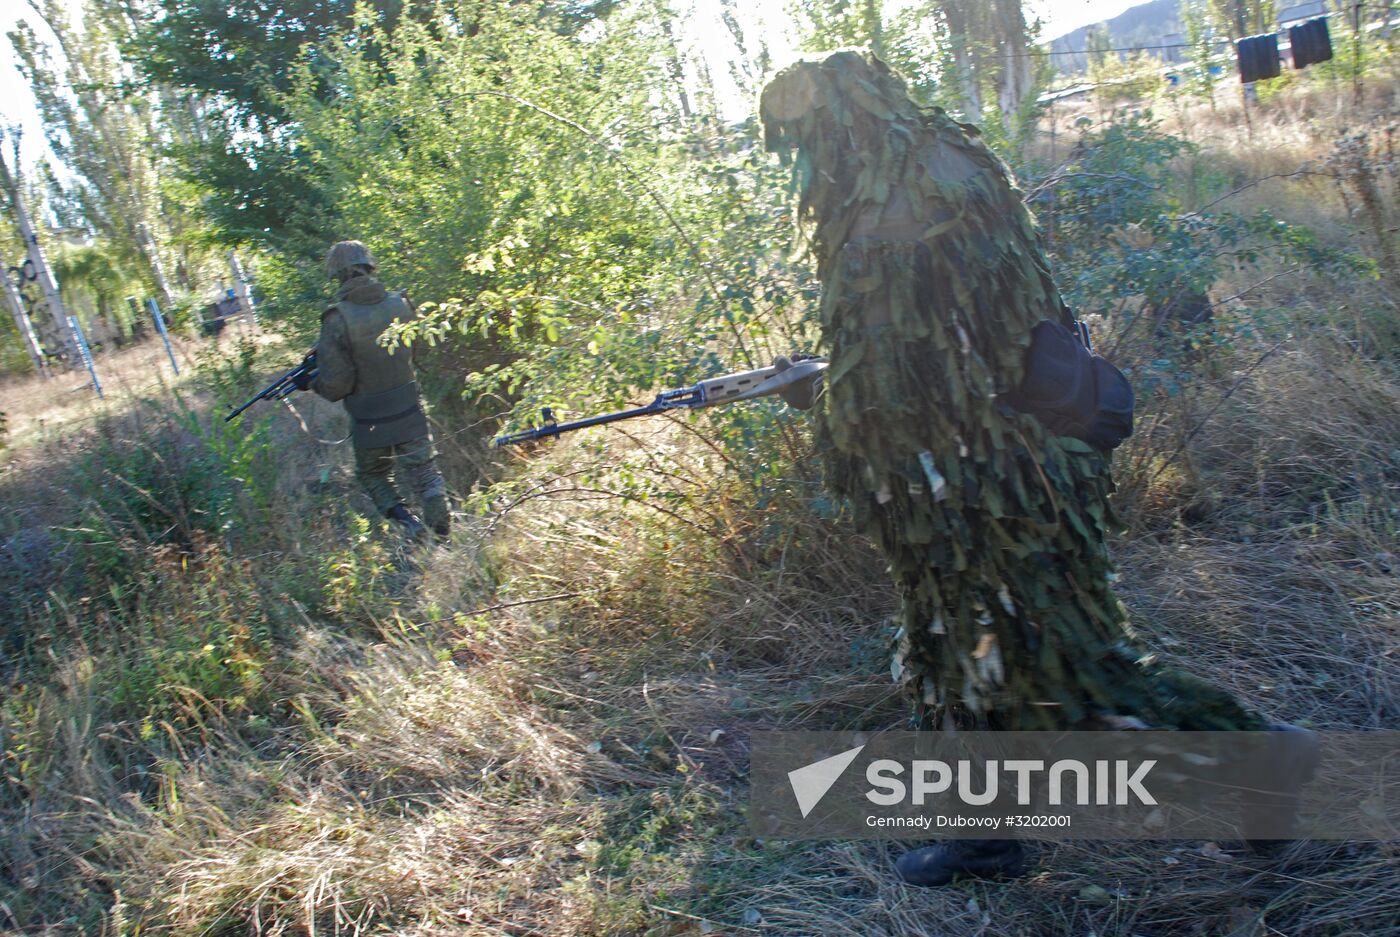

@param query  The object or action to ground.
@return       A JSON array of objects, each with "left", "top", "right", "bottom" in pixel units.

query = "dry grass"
[
  {"left": 0, "top": 327, "right": 286, "bottom": 449},
  {"left": 127, "top": 640, "right": 647, "bottom": 937},
  {"left": 1037, "top": 64, "right": 1400, "bottom": 234},
  {"left": 7, "top": 402, "right": 1383, "bottom": 936}
]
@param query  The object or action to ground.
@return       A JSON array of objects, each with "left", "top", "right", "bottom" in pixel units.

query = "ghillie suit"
[{"left": 760, "top": 51, "right": 1261, "bottom": 732}]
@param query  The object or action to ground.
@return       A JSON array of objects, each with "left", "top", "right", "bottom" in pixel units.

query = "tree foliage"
[
  {"left": 130, "top": 0, "right": 621, "bottom": 252},
  {"left": 1181, "top": 0, "right": 1221, "bottom": 108},
  {"left": 1207, "top": 0, "right": 1276, "bottom": 41},
  {"left": 136, "top": 0, "right": 410, "bottom": 121},
  {"left": 791, "top": 1, "right": 1046, "bottom": 143},
  {"left": 1033, "top": 115, "right": 1365, "bottom": 340},
  {"left": 9, "top": 0, "right": 179, "bottom": 304}
]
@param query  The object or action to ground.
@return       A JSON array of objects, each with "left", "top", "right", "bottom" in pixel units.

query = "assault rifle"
[
  {"left": 224, "top": 350, "right": 318, "bottom": 422},
  {"left": 494, "top": 355, "right": 827, "bottom": 447}
]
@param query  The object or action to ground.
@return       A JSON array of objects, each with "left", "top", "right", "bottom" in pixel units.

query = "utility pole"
[
  {"left": 2, "top": 265, "right": 48, "bottom": 376},
  {"left": 0, "top": 140, "right": 79, "bottom": 364}
]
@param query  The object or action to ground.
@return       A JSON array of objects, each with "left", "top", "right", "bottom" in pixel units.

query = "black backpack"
[{"left": 1007, "top": 309, "right": 1134, "bottom": 452}]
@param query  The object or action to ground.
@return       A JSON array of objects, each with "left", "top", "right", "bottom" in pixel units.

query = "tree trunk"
[
  {"left": 993, "top": 0, "right": 1034, "bottom": 136},
  {"left": 2, "top": 266, "right": 49, "bottom": 376},
  {"left": 864, "top": 0, "right": 886, "bottom": 62},
  {"left": 138, "top": 222, "right": 176, "bottom": 308},
  {"left": 0, "top": 145, "right": 78, "bottom": 364},
  {"left": 228, "top": 250, "right": 258, "bottom": 327},
  {"left": 655, "top": 5, "right": 693, "bottom": 121},
  {"left": 941, "top": 1, "right": 983, "bottom": 119},
  {"left": 20, "top": 0, "right": 178, "bottom": 310}
]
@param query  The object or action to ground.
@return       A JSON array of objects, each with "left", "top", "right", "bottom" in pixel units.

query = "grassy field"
[
  {"left": 0, "top": 327, "right": 280, "bottom": 448},
  {"left": 2, "top": 75, "right": 1399, "bottom": 936}
]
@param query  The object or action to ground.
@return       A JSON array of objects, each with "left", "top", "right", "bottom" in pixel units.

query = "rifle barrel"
[
  {"left": 224, "top": 371, "right": 296, "bottom": 422},
  {"left": 495, "top": 400, "right": 667, "bottom": 446},
  {"left": 224, "top": 391, "right": 269, "bottom": 422},
  {"left": 224, "top": 351, "right": 317, "bottom": 423},
  {"left": 492, "top": 359, "right": 824, "bottom": 447}
]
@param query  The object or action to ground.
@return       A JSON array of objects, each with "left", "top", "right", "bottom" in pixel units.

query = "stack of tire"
[
  {"left": 1237, "top": 32, "right": 1281, "bottom": 83},
  {"left": 1289, "top": 16, "right": 1334, "bottom": 69}
]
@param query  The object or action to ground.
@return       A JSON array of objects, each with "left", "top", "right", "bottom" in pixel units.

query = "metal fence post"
[
  {"left": 146, "top": 298, "right": 180, "bottom": 376},
  {"left": 67, "top": 314, "right": 102, "bottom": 398}
]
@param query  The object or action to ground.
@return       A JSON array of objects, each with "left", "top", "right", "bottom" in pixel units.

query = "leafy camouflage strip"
[{"left": 761, "top": 51, "right": 1260, "bottom": 731}]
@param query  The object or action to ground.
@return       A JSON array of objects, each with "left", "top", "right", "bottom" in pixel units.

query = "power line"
[
  {"left": 1024, "top": 41, "right": 1210, "bottom": 57},
  {"left": 1023, "top": 7, "right": 1391, "bottom": 59}
]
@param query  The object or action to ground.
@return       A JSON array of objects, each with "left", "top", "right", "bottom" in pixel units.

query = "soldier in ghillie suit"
[
  {"left": 759, "top": 51, "right": 1314, "bottom": 884},
  {"left": 307, "top": 241, "right": 450, "bottom": 540}
]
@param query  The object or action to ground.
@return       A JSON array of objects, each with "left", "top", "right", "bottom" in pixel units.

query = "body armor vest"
[{"left": 336, "top": 290, "right": 429, "bottom": 448}]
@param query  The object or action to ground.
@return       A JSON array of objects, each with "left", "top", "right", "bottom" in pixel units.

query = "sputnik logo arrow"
[{"left": 787, "top": 744, "right": 865, "bottom": 818}]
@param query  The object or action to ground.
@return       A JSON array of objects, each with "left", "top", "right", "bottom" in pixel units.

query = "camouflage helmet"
[{"left": 325, "top": 240, "right": 377, "bottom": 279}]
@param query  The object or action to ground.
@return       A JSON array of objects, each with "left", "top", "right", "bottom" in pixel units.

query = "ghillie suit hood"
[{"left": 762, "top": 51, "right": 1259, "bottom": 730}]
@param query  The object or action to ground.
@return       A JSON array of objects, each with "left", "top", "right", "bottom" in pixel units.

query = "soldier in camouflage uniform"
[
  {"left": 305, "top": 241, "right": 450, "bottom": 540},
  {"left": 760, "top": 52, "right": 1318, "bottom": 886}
]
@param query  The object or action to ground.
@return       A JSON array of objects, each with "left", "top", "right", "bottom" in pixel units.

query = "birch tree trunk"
[
  {"left": 11, "top": 0, "right": 178, "bottom": 307},
  {"left": 993, "top": 0, "right": 1035, "bottom": 135},
  {"left": 228, "top": 251, "right": 258, "bottom": 327},
  {"left": 0, "top": 145, "right": 77, "bottom": 364},
  {"left": 2, "top": 266, "right": 49, "bottom": 376},
  {"left": 940, "top": 1, "right": 984, "bottom": 119}
]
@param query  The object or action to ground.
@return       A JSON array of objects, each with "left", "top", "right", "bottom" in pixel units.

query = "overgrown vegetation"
[{"left": 2, "top": 1, "right": 1399, "bottom": 934}]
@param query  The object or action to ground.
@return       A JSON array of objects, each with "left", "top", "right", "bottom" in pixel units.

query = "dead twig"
[
  {"left": 1146, "top": 337, "right": 1289, "bottom": 486},
  {"left": 417, "top": 591, "right": 588, "bottom": 628}
]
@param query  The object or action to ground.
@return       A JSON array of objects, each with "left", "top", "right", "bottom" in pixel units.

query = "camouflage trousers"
[{"left": 353, "top": 433, "right": 447, "bottom": 517}]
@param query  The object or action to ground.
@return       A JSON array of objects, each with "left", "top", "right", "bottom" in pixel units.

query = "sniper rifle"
[{"left": 494, "top": 355, "right": 826, "bottom": 447}]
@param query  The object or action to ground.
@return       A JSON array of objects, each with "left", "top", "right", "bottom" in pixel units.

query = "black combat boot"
[
  {"left": 385, "top": 504, "right": 428, "bottom": 540},
  {"left": 421, "top": 494, "right": 451, "bottom": 542},
  {"left": 895, "top": 838, "right": 1029, "bottom": 886}
]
